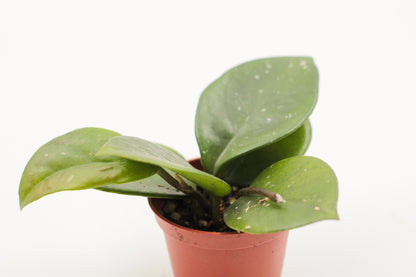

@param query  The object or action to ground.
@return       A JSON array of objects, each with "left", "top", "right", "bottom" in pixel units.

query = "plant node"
[
  {"left": 235, "top": 187, "right": 286, "bottom": 204},
  {"left": 157, "top": 168, "right": 210, "bottom": 211}
]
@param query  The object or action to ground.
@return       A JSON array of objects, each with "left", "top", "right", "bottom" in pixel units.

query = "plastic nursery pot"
[{"left": 148, "top": 159, "right": 289, "bottom": 277}]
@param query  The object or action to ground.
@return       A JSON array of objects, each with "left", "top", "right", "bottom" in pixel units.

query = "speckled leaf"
[
  {"left": 96, "top": 146, "right": 191, "bottom": 198},
  {"left": 97, "top": 168, "right": 197, "bottom": 198},
  {"left": 224, "top": 156, "right": 338, "bottom": 234},
  {"left": 97, "top": 176, "right": 184, "bottom": 198},
  {"left": 195, "top": 57, "right": 319, "bottom": 175},
  {"left": 97, "top": 136, "right": 231, "bottom": 197},
  {"left": 216, "top": 120, "right": 311, "bottom": 186},
  {"left": 19, "top": 128, "right": 157, "bottom": 208}
]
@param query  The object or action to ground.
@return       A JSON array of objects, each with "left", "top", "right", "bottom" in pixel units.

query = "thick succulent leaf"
[
  {"left": 217, "top": 120, "right": 311, "bottom": 186},
  {"left": 224, "top": 156, "right": 338, "bottom": 234},
  {"left": 97, "top": 136, "right": 231, "bottom": 197},
  {"left": 21, "top": 161, "right": 156, "bottom": 208},
  {"left": 97, "top": 168, "right": 197, "bottom": 198},
  {"left": 19, "top": 128, "right": 157, "bottom": 208},
  {"left": 97, "top": 176, "right": 184, "bottom": 198},
  {"left": 195, "top": 57, "right": 319, "bottom": 174},
  {"left": 96, "top": 146, "right": 191, "bottom": 198}
]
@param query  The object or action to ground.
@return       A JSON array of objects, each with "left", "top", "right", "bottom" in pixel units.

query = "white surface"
[{"left": 1, "top": 0, "right": 415, "bottom": 276}]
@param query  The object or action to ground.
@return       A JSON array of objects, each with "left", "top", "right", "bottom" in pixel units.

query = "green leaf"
[
  {"left": 216, "top": 120, "right": 312, "bottom": 186},
  {"left": 195, "top": 57, "right": 319, "bottom": 175},
  {"left": 96, "top": 146, "right": 192, "bottom": 198},
  {"left": 97, "top": 136, "right": 231, "bottom": 197},
  {"left": 224, "top": 156, "right": 338, "bottom": 234},
  {"left": 97, "top": 175, "right": 185, "bottom": 198},
  {"left": 19, "top": 128, "right": 157, "bottom": 208},
  {"left": 97, "top": 167, "right": 199, "bottom": 198}
]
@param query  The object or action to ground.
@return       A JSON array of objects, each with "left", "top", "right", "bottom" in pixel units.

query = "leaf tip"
[{"left": 19, "top": 198, "right": 28, "bottom": 210}]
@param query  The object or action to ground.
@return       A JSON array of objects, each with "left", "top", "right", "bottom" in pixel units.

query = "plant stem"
[
  {"left": 235, "top": 187, "right": 286, "bottom": 204},
  {"left": 211, "top": 196, "right": 221, "bottom": 227},
  {"left": 157, "top": 168, "right": 210, "bottom": 211}
]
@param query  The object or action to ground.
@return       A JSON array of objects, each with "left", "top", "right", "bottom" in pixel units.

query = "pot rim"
[{"left": 149, "top": 197, "right": 288, "bottom": 250}]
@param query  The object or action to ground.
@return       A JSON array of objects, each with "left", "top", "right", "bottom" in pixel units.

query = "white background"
[{"left": 1, "top": 0, "right": 415, "bottom": 276}]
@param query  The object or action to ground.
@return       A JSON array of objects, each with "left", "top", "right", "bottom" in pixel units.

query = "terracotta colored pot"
[{"left": 148, "top": 159, "right": 289, "bottom": 277}]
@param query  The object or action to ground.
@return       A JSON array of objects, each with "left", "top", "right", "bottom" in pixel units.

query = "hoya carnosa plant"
[{"left": 19, "top": 57, "right": 338, "bottom": 234}]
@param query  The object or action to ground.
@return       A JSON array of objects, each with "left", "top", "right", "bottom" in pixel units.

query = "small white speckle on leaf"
[
  {"left": 258, "top": 89, "right": 263, "bottom": 94},
  {"left": 44, "top": 153, "right": 49, "bottom": 157},
  {"left": 254, "top": 75, "right": 260, "bottom": 79},
  {"left": 314, "top": 206, "right": 320, "bottom": 211},
  {"left": 266, "top": 63, "right": 272, "bottom": 69},
  {"left": 100, "top": 165, "right": 114, "bottom": 171},
  {"left": 67, "top": 175, "right": 74, "bottom": 183},
  {"left": 237, "top": 106, "right": 241, "bottom": 111},
  {"left": 266, "top": 118, "right": 271, "bottom": 122},
  {"left": 288, "top": 62, "right": 293, "bottom": 68},
  {"left": 61, "top": 152, "right": 66, "bottom": 155},
  {"left": 237, "top": 217, "right": 242, "bottom": 220},
  {"left": 245, "top": 225, "right": 251, "bottom": 229},
  {"left": 304, "top": 168, "right": 308, "bottom": 172},
  {"left": 300, "top": 60, "right": 308, "bottom": 69},
  {"left": 265, "top": 70, "right": 269, "bottom": 74},
  {"left": 285, "top": 113, "right": 293, "bottom": 119},
  {"left": 258, "top": 197, "right": 268, "bottom": 204},
  {"left": 261, "top": 108, "right": 266, "bottom": 112}
]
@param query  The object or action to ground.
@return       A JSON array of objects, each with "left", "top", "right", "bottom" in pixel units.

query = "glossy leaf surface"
[
  {"left": 97, "top": 136, "right": 231, "bottom": 197},
  {"left": 19, "top": 128, "right": 157, "bottom": 208},
  {"left": 97, "top": 146, "right": 191, "bottom": 198},
  {"left": 97, "top": 174, "right": 185, "bottom": 198},
  {"left": 216, "top": 120, "right": 311, "bottom": 185},
  {"left": 224, "top": 156, "right": 338, "bottom": 234},
  {"left": 97, "top": 166, "right": 198, "bottom": 198},
  {"left": 195, "top": 57, "right": 319, "bottom": 175}
]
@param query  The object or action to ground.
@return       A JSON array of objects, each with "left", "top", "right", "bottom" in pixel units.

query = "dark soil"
[{"left": 158, "top": 186, "right": 240, "bottom": 232}]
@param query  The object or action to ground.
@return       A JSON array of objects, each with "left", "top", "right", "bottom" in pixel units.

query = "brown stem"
[
  {"left": 211, "top": 196, "right": 221, "bottom": 227},
  {"left": 235, "top": 187, "right": 286, "bottom": 204},
  {"left": 157, "top": 168, "right": 210, "bottom": 211}
]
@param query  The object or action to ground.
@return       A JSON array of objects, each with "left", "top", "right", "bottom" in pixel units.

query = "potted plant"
[{"left": 19, "top": 57, "right": 338, "bottom": 277}]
